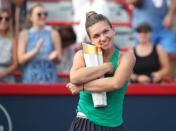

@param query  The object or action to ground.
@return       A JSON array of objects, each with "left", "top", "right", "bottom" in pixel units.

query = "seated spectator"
[
  {"left": 17, "top": 3, "right": 62, "bottom": 83},
  {"left": 127, "top": 0, "right": 176, "bottom": 80},
  {"left": 57, "top": 26, "right": 76, "bottom": 82},
  {"left": 0, "top": 8, "right": 18, "bottom": 82},
  {"left": 130, "top": 23, "right": 170, "bottom": 83},
  {"left": 127, "top": 0, "right": 176, "bottom": 53}
]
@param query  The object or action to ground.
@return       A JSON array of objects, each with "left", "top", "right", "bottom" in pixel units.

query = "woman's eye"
[
  {"left": 93, "top": 34, "right": 99, "bottom": 39},
  {"left": 103, "top": 30, "right": 109, "bottom": 34}
]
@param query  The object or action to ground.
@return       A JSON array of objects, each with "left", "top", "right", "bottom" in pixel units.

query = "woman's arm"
[
  {"left": 67, "top": 49, "right": 136, "bottom": 94},
  {"left": 163, "top": 0, "right": 176, "bottom": 28},
  {"left": 17, "top": 30, "right": 43, "bottom": 65},
  {"left": 151, "top": 45, "right": 170, "bottom": 82},
  {"left": 70, "top": 50, "right": 114, "bottom": 85},
  {"left": 0, "top": 39, "right": 18, "bottom": 78},
  {"left": 49, "top": 29, "right": 62, "bottom": 63}
]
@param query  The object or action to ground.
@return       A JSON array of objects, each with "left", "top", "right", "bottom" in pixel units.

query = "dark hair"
[
  {"left": 58, "top": 26, "right": 76, "bottom": 49},
  {"left": 132, "top": 0, "right": 143, "bottom": 8},
  {"left": 85, "top": 11, "right": 112, "bottom": 37},
  {"left": 136, "top": 23, "right": 152, "bottom": 33}
]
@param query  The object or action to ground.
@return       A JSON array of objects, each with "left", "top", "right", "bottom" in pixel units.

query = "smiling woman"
[
  {"left": 130, "top": 23, "right": 170, "bottom": 83},
  {"left": 67, "top": 11, "right": 136, "bottom": 131},
  {"left": 17, "top": 3, "right": 62, "bottom": 83},
  {"left": 0, "top": 8, "right": 18, "bottom": 82}
]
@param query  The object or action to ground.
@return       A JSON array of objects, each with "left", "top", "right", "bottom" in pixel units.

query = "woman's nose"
[{"left": 100, "top": 34, "right": 106, "bottom": 41}]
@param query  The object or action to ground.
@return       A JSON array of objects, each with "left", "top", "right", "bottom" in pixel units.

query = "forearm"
[
  {"left": 168, "top": 0, "right": 176, "bottom": 15},
  {"left": 83, "top": 50, "right": 135, "bottom": 92},
  {"left": 158, "top": 67, "right": 170, "bottom": 78},
  {"left": 70, "top": 63, "right": 111, "bottom": 84},
  {"left": 0, "top": 63, "right": 18, "bottom": 78},
  {"left": 83, "top": 71, "right": 130, "bottom": 92},
  {"left": 83, "top": 77, "right": 118, "bottom": 92},
  {"left": 18, "top": 49, "right": 38, "bottom": 64}
]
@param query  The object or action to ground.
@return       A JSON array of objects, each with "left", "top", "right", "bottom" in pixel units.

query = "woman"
[
  {"left": 0, "top": 8, "right": 18, "bottom": 82},
  {"left": 18, "top": 4, "right": 62, "bottom": 83},
  {"left": 67, "top": 11, "right": 136, "bottom": 131},
  {"left": 130, "top": 23, "right": 170, "bottom": 83}
]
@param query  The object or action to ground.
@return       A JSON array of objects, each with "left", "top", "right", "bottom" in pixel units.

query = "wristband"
[{"left": 82, "top": 84, "right": 84, "bottom": 91}]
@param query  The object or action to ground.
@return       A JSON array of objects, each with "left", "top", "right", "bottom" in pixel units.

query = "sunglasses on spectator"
[
  {"left": 37, "top": 12, "right": 48, "bottom": 18},
  {"left": 137, "top": 29, "right": 151, "bottom": 33},
  {"left": 0, "top": 16, "right": 10, "bottom": 22}
]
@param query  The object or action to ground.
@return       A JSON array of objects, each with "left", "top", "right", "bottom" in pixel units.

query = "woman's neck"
[
  {"left": 32, "top": 25, "right": 45, "bottom": 31},
  {"left": 138, "top": 42, "right": 152, "bottom": 47},
  {"left": 103, "top": 47, "right": 115, "bottom": 62}
]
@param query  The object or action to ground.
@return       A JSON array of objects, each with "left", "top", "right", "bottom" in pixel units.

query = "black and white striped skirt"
[{"left": 69, "top": 117, "right": 125, "bottom": 131}]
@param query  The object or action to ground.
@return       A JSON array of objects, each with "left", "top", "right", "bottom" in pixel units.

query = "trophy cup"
[{"left": 82, "top": 43, "right": 107, "bottom": 107}]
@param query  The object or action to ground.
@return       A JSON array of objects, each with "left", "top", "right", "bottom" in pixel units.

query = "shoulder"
[
  {"left": 19, "top": 29, "right": 28, "bottom": 39},
  {"left": 156, "top": 44, "right": 167, "bottom": 56},
  {"left": 74, "top": 50, "right": 84, "bottom": 59},
  {"left": 20, "top": 29, "right": 28, "bottom": 36},
  {"left": 156, "top": 44, "right": 164, "bottom": 51},
  {"left": 156, "top": 44, "right": 166, "bottom": 54},
  {"left": 118, "top": 48, "right": 136, "bottom": 64},
  {"left": 51, "top": 28, "right": 60, "bottom": 37}
]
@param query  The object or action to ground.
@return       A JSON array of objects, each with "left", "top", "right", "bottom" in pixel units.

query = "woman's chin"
[{"left": 101, "top": 46, "right": 111, "bottom": 50}]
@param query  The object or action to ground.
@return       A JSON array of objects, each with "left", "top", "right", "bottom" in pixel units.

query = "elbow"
[
  {"left": 13, "top": 62, "right": 18, "bottom": 70},
  {"left": 18, "top": 58, "right": 25, "bottom": 65},
  {"left": 70, "top": 75, "right": 82, "bottom": 85},
  {"left": 111, "top": 80, "right": 123, "bottom": 90}
]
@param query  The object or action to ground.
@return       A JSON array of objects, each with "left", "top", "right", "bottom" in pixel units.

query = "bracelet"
[{"left": 82, "top": 84, "right": 84, "bottom": 91}]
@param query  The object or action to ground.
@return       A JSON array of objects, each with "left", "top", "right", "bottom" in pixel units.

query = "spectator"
[
  {"left": 72, "top": 0, "right": 111, "bottom": 46},
  {"left": 130, "top": 23, "right": 170, "bottom": 83},
  {"left": 11, "top": 0, "right": 27, "bottom": 36},
  {"left": 17, "top": 3, "right": 62, "bottom": 83},
  {"left": 127, "top": 0, "right": 176, "bottom": 53},
  {"left": 57, "top": 26, "right": 76, "bottom": 82},
  {"left": 0, "top": 8, "right": 18, "bottom": 82}
]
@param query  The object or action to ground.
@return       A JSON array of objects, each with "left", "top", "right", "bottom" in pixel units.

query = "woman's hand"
[
  {"left": 151, "top": 72, "right": 161, "bottom": 83},
  {"left": 34, "top": 38, "right": 44, "bottom": 53},
  {"left": 66, "top": 83, "right": 83, "bottom": 95},
  {"left": 137, "top": 75, "right": 151, "bottom": 83},
  {"left": 163, "top": 13, "right": 173, "bottom": 28},
  {"left": 48, "top": 50, "right": 58, "bottom": 60},
  {"left": 104, "top": 62, "right": 114, "bottom": 74}
]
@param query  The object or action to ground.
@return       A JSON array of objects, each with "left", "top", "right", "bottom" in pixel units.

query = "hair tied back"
[{"left": 86, "top": 11, "right": 97, "bottom": 18}]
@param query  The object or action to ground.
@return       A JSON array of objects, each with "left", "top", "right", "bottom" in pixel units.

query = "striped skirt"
[{"left": 69, "top": 117, "right": 125, "bottom": 131}]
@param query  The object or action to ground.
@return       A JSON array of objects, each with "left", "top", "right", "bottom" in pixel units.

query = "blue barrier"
[{"left": 0, "top": 83, "right": 176, "bottom": 131}]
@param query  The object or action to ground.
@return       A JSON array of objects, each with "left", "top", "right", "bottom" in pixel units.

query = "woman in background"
[
  {"left": 130, "top": 23, "right": 170, "bottom": 83},
  {"left": 0, "top": 8, "right": 18, "bottom": 82},
  {"left": 18, "top": 4, "right": 62, "bottom": 83}
]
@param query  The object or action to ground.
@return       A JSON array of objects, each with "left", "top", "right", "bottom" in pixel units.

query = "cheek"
[{"left": 109, "top": 31, "right": 115, "bottom": 39}]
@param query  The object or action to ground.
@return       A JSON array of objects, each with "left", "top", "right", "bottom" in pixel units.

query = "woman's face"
[
  {"left": 30, "top": 6, "right": 47, "bottom": 27},
  {"left": 88, "top": 21, "right": 115, "bottom": 50},
  {"left": 0, "top": 12, "right": 10, "bottom": 32},
  {"left": 137, "top": 30, "right": 151, "bottom": 44}
]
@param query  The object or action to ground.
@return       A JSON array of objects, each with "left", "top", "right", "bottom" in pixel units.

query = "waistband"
[{"left": 76, "top": 112, "right": 87, "bottom": 119}]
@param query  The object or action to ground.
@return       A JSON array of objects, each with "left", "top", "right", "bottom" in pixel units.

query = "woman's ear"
[{"left": 112, "top": 26, "right": 116, "bottom": 35}]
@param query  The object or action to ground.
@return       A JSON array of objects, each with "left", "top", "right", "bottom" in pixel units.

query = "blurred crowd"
[{"left": 0, "top": 0, "right": 176, "bottom": 84}]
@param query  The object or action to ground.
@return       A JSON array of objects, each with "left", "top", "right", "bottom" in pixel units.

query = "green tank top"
[{"left": 77, "top": 48, "right": 128, "bottom": 127}]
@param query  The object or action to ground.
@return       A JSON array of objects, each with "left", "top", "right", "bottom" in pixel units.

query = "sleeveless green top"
[{"left": 77, "top": 48, "right": 128, "bottom": 127}]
